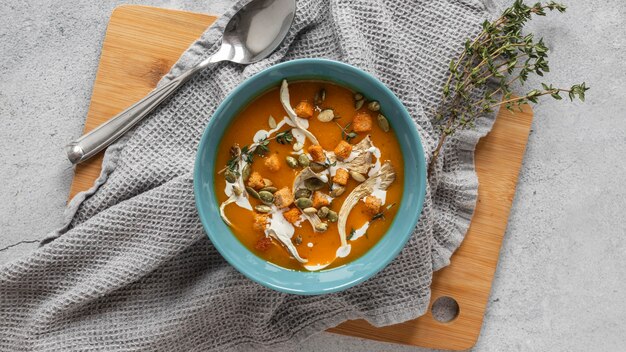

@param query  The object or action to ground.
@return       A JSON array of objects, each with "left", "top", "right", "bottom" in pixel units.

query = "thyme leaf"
[
  {"left": 371, "top": 202, "right": 396, "bottom": 222},
  {"left": 241, "top": 145, "right": 254, "bottom": 163},
  {"left": 255, "top": 139, "right": 270, "bottom": 156},
  {"left": 275, "top": 129, "right": 294, "bottom": 145},
  {"left": 347, "top": 228, "right": 356, "bottom": 241},
  {"left": 335, "top": 122, "right": 358, "bottom": 143},
  {"left": 226, "top": 157, "right": 239, "bottom": 174}
]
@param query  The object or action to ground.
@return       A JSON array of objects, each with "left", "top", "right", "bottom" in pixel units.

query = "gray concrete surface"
[{"left": 1, "top": 0, "right": 624, "bottom": 351}]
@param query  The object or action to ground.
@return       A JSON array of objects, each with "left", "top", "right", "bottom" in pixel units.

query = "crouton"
[
  {"left": 308, "top": 145, "right": 325, "bottom": 163},
  {"left": 283, "top": 207, "right": 301, "bottom": 224},
  {"left": 264, "top": 154, "right": 281, "bottom": 172},
  {"left": 255, "top": 237, "right": 273, "bottom": 251},
  {"left": 352, "top": 111, "right": 373, "bottom": 132},
  {"left": 247, "top": 171, "right": 265, "bottom": 190},
  {"left": 253, "top": 213, "right": 269, "bottom": 232},
  {"left": 274, "top": 187, "right": 295, "bottom": 208},
  {"left": 363, "top": 196, "right": 382, "bottom": 215},
  {"left": 294, "top": 101, "right": 314, "bottom": 119},
  {"left": 333, "top": 140, "right": 353, "bottom": 160},
  {"left": 332, "top": 168, "right": 350, "bottom": 186},
  {"left": 312, "top": 191, "right": 331, "bottom": 209}
]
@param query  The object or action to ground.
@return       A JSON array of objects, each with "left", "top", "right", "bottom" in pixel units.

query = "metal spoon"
[{"left": 66, "top": 0, "right": 296, "bottom": 164}]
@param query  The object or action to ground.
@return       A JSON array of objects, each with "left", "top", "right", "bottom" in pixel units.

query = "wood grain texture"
[
  {"left": 68, "top": 5, "right": 217, "bottom": 199},
  {"left": 68, "top": 6, "right": 533, "bottom": 350}
]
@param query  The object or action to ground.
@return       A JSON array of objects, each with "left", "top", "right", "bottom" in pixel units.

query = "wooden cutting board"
[{"left": 69, "top": 5, "right": 533, "bottom": 350}]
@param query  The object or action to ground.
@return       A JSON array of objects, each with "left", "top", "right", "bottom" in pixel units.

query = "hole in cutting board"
[{"left": 431, "top": 296, "right": 460, "bottom": 323}]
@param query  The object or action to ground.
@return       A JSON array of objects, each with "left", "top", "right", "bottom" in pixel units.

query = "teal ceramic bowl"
[{"left": 194, "top": 59, "right": 426, "bottom": 295}]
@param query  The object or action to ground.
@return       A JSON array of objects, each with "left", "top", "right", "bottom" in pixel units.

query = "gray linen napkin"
[{"left": 0, "top": 0, "right": 496, "bottom": 350}]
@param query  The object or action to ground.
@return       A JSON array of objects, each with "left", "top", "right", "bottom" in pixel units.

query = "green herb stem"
[{"left": 429, "top": 1, "right": 588, "bottom": 174}]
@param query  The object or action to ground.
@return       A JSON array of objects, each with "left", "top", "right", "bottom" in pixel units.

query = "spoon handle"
[{"left": 65, "top": 66, "right": 200, "bottom": 164}]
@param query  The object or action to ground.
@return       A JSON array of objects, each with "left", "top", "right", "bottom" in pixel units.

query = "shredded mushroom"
[
  {"left": 344, "top": 136, "right": 373, "bottom": 174},
  {"left": 280, "top": 80, "right": 320, "bottom": 145},
  {"left": 337, "top": 162, "right": 396, "bottom": 254},
  {"left": 267, "top": 229, "right": 308, "bottom": 264},
  {"left": 219, "top": 198, "right": 236, "bottom": 227}
]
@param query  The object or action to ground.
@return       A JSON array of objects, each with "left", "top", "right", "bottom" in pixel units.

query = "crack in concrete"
[{"left": 0, "top": 239, "right": 40, "bottom": 252}]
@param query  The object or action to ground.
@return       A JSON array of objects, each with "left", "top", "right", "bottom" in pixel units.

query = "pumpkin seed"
[
  {"left": 298, "top": 154, "right": 310, "bottom": 167},
  {"left": 255, "top": 205, "right": 272, "bottom": 213},
  {"left": 286, "top": 156, "right": 298, "bottom": 168},
  {"left": 295, "top": 197, "right": 313, "bottom": 209},
  {"left": 317, "top": 109, "right": 335, "bottom": 122},
  {"left": 232, "top": 185, "right": 243, "bottom": 197},
  {"left": 268, "top": 115, "right": 277, "bottom": 129},
  {"left": 355, "top": 99, "right": 364, "bottom": 110},
  {"left": 354, "top": 92, "right": 364, "bottom": 101},
  {"left": 295, "top": 188, "right": 312, "bottom": 199},
  {"left": 314, "top": 88, "right": 326, "bottom": 106},
  {"left": 258, "top": 191, "right": 274, "bottom": 204},
  {"left": 327, "top": 210, "right": 338, "bottom": 223},
  {"left": 304, "top": 178, "right": 325, "bottom": 191},
  {"left": 293, "top": 142, "right": 304, "bottom": 151},
  {"left": 350, "top": 171, "right": 366, "bottom": 182},
  {"left": 330, "top": 186, "right": 345, "bottom": 197},
  {"left": 259, "top": 191, "right": 274, "bottom": 204},
  {"left": 224, "top": 169, "right": 237, "bottom": 183},
  {"left": 377, "top": 114, "right": 390, "bottom": 132},
  {"left": 259, "top": 186, "right": 277, "bottom": 193},
  {"left": 317, "top": 206, "right": 329, "bottom": 218},
  {"left": 246, "top": 186, "right": 260, "bottom": 199},
  {"left": 310, "top": 163, "right": 325, "bottom": 173},
  {"left": 263, "top": 178, "right": 273, "bottom": 187},
  {"left": 242, "top": 164, "right": 251, "bottom": 181},
  {"left": 315, "top": 223, "right": 329, "bottom": 232},
  {"left": 303, "top": 207, "right": 318, "bottom": 215},
  {"left": 367, "top": 100, "right": 380, "bottom": 111}
]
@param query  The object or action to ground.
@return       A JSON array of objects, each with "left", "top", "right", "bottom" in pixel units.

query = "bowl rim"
[{"left": 194, "top": 58, "right": 426, "bottom": 295}]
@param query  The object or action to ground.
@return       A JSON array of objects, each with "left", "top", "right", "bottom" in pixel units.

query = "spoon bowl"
[
  {"left": 66, "top": 0, "right": 296, "bottom": 164},
  {"left": 208, "top": 0, "right": 296, "bottom": 65}
]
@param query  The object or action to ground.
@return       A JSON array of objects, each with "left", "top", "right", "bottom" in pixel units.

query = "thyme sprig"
[
  {"left": 346, "top": 203, "right": 398, "bottom": 243},
  {"left": 430, "top": 0, "right": 589, "bottom": 172},
  {"left": 257, "top": 129, "right": 294, "bottom": 148},
  {"left": 248, "top": 129, "right": 294, "bottom": 159},
  {"left": 335, "top": 122, "right": 358, "bottom": 142},
  {"left": 371, "top": 203, "right": 396, "bottom": 222},
  {"left": 254, "top": 140, "right": 270, "bottom": 156},
  {"left": 225, "top": 156, "right": 240, "bottom": 175},
  {"left": 220, "top": 129, "right": 294, "bottom": 174},
  {"left": 275, "top": 130, "right": 294, "bottom": 145},
  {"left": 222, "top": 145, "right": 242, "bottom": 175}
]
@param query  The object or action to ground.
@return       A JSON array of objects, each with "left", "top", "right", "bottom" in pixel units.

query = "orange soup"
[{"left": 215, "top": 80, "right": 404, "bottom": 271}]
